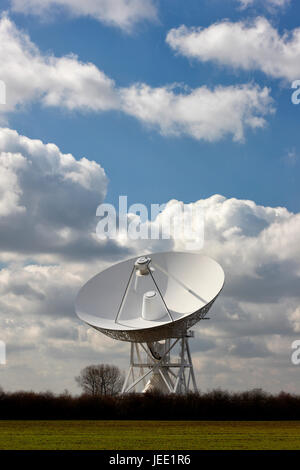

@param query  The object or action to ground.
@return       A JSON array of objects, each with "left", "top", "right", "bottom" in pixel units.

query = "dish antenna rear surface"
[{"left": 75, "top": 252, "right": 224, "bottom": 394}]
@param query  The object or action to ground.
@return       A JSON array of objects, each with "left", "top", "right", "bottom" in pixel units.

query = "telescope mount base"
[{"left": 121, "top": 331, "right": 198, "bottom": 395}]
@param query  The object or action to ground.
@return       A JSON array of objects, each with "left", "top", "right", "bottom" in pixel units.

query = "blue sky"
[{"left": 3, "top": 0, "right": 300, "bottom": 212}]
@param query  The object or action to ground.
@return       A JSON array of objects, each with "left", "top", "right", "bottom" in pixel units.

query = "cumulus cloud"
[
  {"left": 9, "top": 0, "right": 157, "bottom": 32},
  {"left": 0, "top": 152, "right": 26, "bottom": 216},
  {"left": 0, "top": 14, "right": 119, "bottom": 114},
  {"left": 0, "top": 15, "right": 274, "bottom": 143},
  {"left": 166, "top": 17, "right": 300, "bottom": 81},
  {"left": 0, "top": 264, "right": 81, "bottom": 318},
  {"left": 0, "top": 127, "right": 116, "bottom": 263},
  {"left": 121, "top": 83, "right": 274, "bottom": 142}
]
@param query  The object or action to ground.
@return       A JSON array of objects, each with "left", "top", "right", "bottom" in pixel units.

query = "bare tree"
[{"left": 75, "top": 364, "right": 124, "bottom": 396}]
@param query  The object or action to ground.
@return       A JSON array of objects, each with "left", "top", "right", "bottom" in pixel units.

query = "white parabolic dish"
[{"left": 75, "top": 252, "right": 225, "bottom": 343}]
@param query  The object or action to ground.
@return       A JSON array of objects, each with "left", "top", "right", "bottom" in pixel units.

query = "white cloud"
[
  {"left": 238, "top": 0, "right": 290, "bottom": 9},
  {"left": 9, "top": 0, "right": 157, "bottom": 31},
  {"left": 166, "top": 17, "right": 300, "bottom": 81},
  {"left": 0, "top": 15, "right": 274, "bottom": 143},
  {"left": 142, "top": 194, "right": 300, "bottom": 297},
  {"left": 0, "top": 152, "right": 27, "bottom": 216},
  {"left": 0, "top": 14, "right": 119, "bottom": 114},
  {"left": 0, "top": 127, "right": 114, "bottom": 264},
  {"left": 121, "top": 83, "right": 274, "bottom": 142}
]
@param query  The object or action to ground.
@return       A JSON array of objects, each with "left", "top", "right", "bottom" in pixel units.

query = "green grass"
[{"left": 0, "top": 421, "right": 299, "bottom": 450}]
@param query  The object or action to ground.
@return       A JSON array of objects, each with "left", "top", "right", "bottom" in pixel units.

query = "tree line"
[
  {"left": 0, "top": 364, "right": 300, "bottom": 420},
  {"left": 0, "top": 388, "right": 300, "bottom": 420}
]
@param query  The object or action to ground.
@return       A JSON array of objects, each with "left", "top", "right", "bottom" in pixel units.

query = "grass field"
[{"left": 0, "top": 421, "right": 300, "bottom": 450}]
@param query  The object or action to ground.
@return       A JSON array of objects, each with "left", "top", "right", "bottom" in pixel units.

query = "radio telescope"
[{"left": 75, "top": 252, "right": 224, "bottom": 394}]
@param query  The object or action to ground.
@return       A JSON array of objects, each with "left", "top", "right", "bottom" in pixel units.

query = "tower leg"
[{"left": 185, "top": 335, "right": 198, "bottom": 393}]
